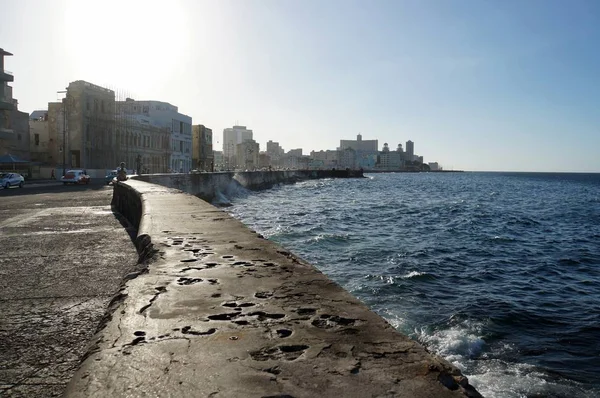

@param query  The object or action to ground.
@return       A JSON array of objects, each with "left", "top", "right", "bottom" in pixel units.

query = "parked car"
[
  {"left": 0, "top": 173, "right": 25, "bottom": 189},
  {"left": 105, "top": 170, "right": 118, "bottom": 185},
  {"left": 61, "top": 169, "right": 91, "bottom": 185}
]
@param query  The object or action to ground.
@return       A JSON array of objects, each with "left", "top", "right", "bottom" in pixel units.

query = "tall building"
[
  {"left": 406, "top": 140, "right": 414, "bottom": 161},
  {"left": 0, "top": 48, "right": 30, "bottom": 160},
  {"left": 45, "top": 81, "right": 172, "bottom": 173},
  {"left": 192, "top": 124, "right": 213, "bottom": 171},
  {"left": 340, "top": 134, "right": 378, "bottom": 152},
  {"left": 266, "top": 140, "right": 284, "bottom": 167},
  {"left": 223, "top": 125, "right": 252, "bottom": 167},
  {"left": 117, "top": 99, "right": 192, "bottom": 173},
  {"left": 236, "top": 139, "right": 259, "bottom": 170}
]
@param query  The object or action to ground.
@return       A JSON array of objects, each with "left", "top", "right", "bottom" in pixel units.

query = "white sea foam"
[
  {"left": 402, "top": 271, "right": 427, "bottom": 279},
  {"left": 416, "top": 320, "right": 598, "bottom": 397}
]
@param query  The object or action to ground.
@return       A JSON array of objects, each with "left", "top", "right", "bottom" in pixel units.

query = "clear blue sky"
[{"left": 2, "top": 0, "right": 599, "bottom": 171}]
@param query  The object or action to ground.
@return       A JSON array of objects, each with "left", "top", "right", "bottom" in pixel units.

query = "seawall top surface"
[{"left": 66, "top": 179, "right": 480, "bottom": 398}]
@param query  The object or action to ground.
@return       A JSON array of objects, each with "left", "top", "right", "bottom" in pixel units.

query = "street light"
[{"left": 57, "top": 89, "right": 67, "bottom": 176}]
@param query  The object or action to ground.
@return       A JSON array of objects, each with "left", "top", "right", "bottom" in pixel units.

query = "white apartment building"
[{"left": 118, "top": 99, "right": 192, "bottom": 172}]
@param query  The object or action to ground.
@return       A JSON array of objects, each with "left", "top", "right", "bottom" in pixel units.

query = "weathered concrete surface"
[
  {"left": 0, "top": 183, "right": 139, "bottom": 397},
  {"left": 65, "top": 180, "right": 481, "bottom": 398},
  {"left": 134, "top": 169, "right": 363, "bottom": 203}
]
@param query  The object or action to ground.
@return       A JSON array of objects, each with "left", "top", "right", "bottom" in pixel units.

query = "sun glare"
[{"left": 63, "top": 0, "right": 189, "bottom": 91}]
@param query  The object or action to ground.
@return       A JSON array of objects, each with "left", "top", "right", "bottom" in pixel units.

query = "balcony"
[{"left": 0, "top": 70, "right": 14, "bottom": 82}]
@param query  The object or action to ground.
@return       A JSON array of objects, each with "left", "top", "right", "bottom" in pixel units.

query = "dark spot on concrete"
[
  {"left": 229, "top": 336, "right": 239, "bottom": 340},
  {"left": 211, "top": 293, "right": 222, "bottom": 298},
  {"left": 339, "top": 328, "right": 360, "bottom": 335},
  {"left": 276, "top": 329, "right": 292, "bottom": 338},
  {"left": 133, "top": 331, "right": 146, "bottom": 337},
  {"left": 255, "top": 291, "right": 273, "bottom": 299},
  {"left": 248, "top": 311, "right": 285, "bottom": 320},
  {"left": 233, "top": 320, "right": 249, "bottom": 325},
  {"left": 208, "top": 312, "right": 241, "bottom": 321},
  {"left": 177, "top": 277, "right": 203, "bottom": 286},
  {"left": 233, "top": 261, "right": 248, "bottom": 266},
  {"left": 180, "top": 258, "right": 198, "bottom": 263},
  {"left": 264, "top": 262, "right": 276, "bottom": 267},
  {"left": 350, "top": 362, "right": 361, "bottom": 375},
  {"left": 181, "top": 326, "right": 217, "bottom": 336},
  {"left": 238, "top": 303, "right": 255, "bottom": 307},
  {"left": 222, "top": 302, "right": 238, "bottom": 308},
  {"left": 262, "top": 395, "right": 295, "bottom": 398},
  {"left": 320, "top": 314, "right": 331, "bottom": 319},
  {"left": 279, "top": 345, "right": 309, "bottom": 353},
  {"left": 277, "top": 250, "right": 290, "bottom": 256},
  {"left": 311, "top": 319, "right": 328, "bottom": 328},
  {"left": 222, "top": 255, "right": 234, "bottom": 259},
  {"left": 263, "top": 366, "right": 281, "bottom": 375},
  {"left": 297, "top": 308, "right": 316, "bottom": 316},
  {"left": 206, "top": 262, "right": 218, "bottom": 267},
  {"left": 234, "top": 244, "right": 243, "bottom": 249},
  {"left": 207, "top": 279, "right": 219, "bottom": 285}
]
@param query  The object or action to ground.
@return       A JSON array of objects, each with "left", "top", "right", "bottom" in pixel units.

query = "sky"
[{"left": 1, "top": 0, "right": 599, "bottom": 172}]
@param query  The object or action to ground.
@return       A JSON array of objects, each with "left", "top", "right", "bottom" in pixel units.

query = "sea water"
[{"left": 227, "top": 172, "right": 600, "bottom": 397}]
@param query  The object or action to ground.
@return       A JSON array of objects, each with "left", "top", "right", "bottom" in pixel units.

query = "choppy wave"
[{"left": 227, "top": 172, "right": 600, "bottom": 397}]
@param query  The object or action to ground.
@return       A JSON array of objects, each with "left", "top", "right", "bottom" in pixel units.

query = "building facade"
[
  {"left": 29, "top": 111, "right": 51, "bottom": 164},
  {"left": 192, "top": 124, "right": 213, "bottom": 171},
  {"left": 0, "top": 48, "right": 30, "bottom": 160},
  {"left": 406, "top": 140, "right": 414, "bottom": 161},
  {"left": 213, "top": 150, "right": 223, "bottom": 170},
  {"left": 340, "top": 134, "right": 378, "bottom": 152},
  {"left": 117, "top": 99, "right": 192, "bottom": 173},
  {"left": 223, "top": 125, "right": 252, "bottom": 167},
  {"left": 235, "top": 139, "right": 259, "bottom": 170},
  {"left": 0, "top": 49, "right": 14, "bottom": 149}
]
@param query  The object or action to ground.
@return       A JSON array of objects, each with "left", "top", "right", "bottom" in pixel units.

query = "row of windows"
[
  {"left": 172, "top": 139, "right": 191, "bottom": 154},
  {"left": 117, "top": 131, "right": 169, "bottom": 150}
]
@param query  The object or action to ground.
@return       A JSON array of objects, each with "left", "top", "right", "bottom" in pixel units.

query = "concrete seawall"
[
  {"left": 133, "top": 169, "right": 363, "bottom": 204},
  {"left": 65, "top": 179, "right": 481, "bottom": 398}
]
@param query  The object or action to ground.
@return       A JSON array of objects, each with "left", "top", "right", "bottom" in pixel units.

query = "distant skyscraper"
[
  {"left": 340, "top": 134, "right": 378, "bottom": 152},
  {"left": 406, "top": 140, "right": 414, "bottom": 160},
  {"left": 223, "top": 125, "right": 252, "bottom": 165}
]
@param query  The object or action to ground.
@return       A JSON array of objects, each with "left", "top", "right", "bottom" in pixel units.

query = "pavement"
[{"left": 0, "top": 182, "right": 139, "bottom": 397}]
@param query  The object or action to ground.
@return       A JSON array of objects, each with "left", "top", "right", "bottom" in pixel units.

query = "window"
[{"left": 34, "top": 133, "right": 40, "bottom": 146}]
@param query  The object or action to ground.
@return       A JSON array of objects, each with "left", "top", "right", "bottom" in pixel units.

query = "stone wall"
[{"left": 133, "top": 169, "right": 364, "bottom": 204}]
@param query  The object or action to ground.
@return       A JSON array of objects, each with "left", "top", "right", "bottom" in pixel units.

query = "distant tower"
[
  {"left": 397, "top": 143, "right": 403, "bottom": 152},
  {"left": 382, "top": 143, "right": 389, "bottom": 152},
  {"left": 357, "top": 133, "right": 362, "bottom": 141},
  {"left": 406, "top": 140, "right": 414, "bottom": 159}
]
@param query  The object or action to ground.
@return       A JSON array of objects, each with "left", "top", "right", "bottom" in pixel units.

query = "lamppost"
[{"left": 57, "top": 89, "right": 68, "bottom": 176}]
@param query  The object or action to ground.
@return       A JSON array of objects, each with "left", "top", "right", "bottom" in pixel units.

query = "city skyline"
[{"left": 2, "top": 0, "right": 600, "bottom": 172}]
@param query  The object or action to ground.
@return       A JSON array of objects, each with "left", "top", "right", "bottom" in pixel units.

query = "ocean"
[{"left": 226, "top": 172, "right": 600, "bottom": 398}]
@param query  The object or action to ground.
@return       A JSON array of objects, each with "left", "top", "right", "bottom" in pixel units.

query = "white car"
[
  {"left": 0, "top": 173, "right": 25, "bottom": 189},
  {"left": 61, "top": 169, "right": 91, "bottom": 185}
]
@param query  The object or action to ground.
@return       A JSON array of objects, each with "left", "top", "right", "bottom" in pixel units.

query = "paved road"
[{"left": 0, "top": 182, "right": 139, "bottom": 397}]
